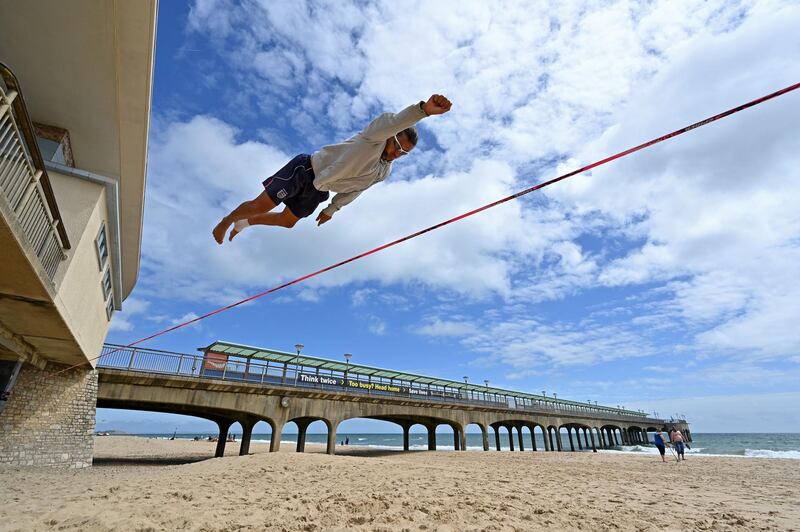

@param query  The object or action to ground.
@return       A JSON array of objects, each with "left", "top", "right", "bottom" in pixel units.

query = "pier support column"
[
  {"left": 460, "top": 429, "right": 467, "bottom": 452},
  {"left": 577, "top": 429, "right": 583, "bottom": 450},
  {"left": 642, "top": 429, "right": 648, "bottom": 444},
  {"left": 295, "top": 419, "right": 311, "bottom": 453},
  {"left": 555, "top": 428, "right": 563, "bottom": 452},
  {"left": 542, "top": 429, "right": 551, "bottom": 451},
  {"left": 482, "top": 427, "right": 490, "bottom": 451},
  {"left": 428, "top": 425, "right": 437, "bottom": 451},
  {"left": 517, "top": 426, "right": 525, "bottom": 451},
  {"left": 326, "top": 421, "right": 337, "bottom": 455},
  {"left": 402, "top": 423, "right": 411, "bottom": 451},
  {"left": 270, "top": 420, "right": 284, "bottom": 452},
  {"left": 453, "top": 429, "right": 460, "bottom": 451},
  {"left": 494, "top": 426, "right": 501, "bottom": 451},
  {"left": 583, "top": 428, "right": 590, "bottom": 448},
  {"left": 214, "top": 419, "right": 233, "bottom": 458},
  {"left": 507, "top": 426, "right": 515, "bottom": 451},
  {"left": 567, "top": 428, "right": 575, "bottom": 451},
  {"left": 239, "top": 417, "right": 257, "bottom": 456},
  {"left": 589, "top": 429, "right": 597, "bottom": 453},
  {"left": 529, "top": 426, "right": 537, "bottom": 451}
]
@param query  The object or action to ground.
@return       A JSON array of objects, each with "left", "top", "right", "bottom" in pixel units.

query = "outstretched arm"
[{"left": 361, "top": 94, "right": 452, "bottom": 141}]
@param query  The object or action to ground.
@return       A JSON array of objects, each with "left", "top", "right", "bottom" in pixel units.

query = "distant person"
[
  {"left": 670, "top": 427, "right": 687, "bottom": 460},
  {"left": 212, "top": 95, "right": 452, "bottom": 242},
  {"left": 345, "top": 437, "right": 349, "bottom": 445},
  {"left": 653, "top": 429, "right": 670, "bottom": 463}
]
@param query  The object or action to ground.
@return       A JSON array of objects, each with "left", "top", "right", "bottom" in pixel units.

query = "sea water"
[{"left": 126, "top": 432, "right": 800, "bottom": 459}]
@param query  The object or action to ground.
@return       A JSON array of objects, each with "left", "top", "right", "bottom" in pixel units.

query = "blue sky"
[{"left": 99, "top": 0, "right": 800, "bottom": 434}]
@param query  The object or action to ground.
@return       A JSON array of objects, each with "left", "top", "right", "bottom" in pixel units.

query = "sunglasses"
[{"left": 393, "top": 134, "right": 411, "bottom": 157}]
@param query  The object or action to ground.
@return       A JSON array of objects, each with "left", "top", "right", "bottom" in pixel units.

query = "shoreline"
[
  {"left": 2, "top": 436, "right": 799, "bottom": 530},
  {"left": 101, "top": 433, "right": 800, "bottom": 460}
]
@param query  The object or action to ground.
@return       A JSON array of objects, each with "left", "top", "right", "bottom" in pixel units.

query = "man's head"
[{"left": 382, "top": 126, "right": 418, "bottom": 162}]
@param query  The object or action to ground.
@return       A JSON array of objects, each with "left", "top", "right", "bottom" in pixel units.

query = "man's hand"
[
  {"left": 316, "top": 212, "right": 332, "bottom": 226},
  {"left": 423, "top": 94, "right": 452, "bottom": 116}
]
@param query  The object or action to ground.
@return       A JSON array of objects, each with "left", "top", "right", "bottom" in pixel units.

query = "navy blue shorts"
[{"left": 262, "top": 154, "right": 329, "bottom": 219}]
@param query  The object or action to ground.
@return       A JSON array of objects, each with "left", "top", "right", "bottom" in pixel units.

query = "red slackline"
[{"left": 75, "top": 81, "right": 799, "bottom": 371}]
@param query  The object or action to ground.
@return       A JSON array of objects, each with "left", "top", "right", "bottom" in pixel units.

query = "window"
[
  {"left": 33, "top": 123, "right": 74, "bottom": 167},
  {"left": 95, "top": 223, "right": 108, "bottom": 269},
  {"left": 101, "top": 267, "right": 112, "bottom": 300}
]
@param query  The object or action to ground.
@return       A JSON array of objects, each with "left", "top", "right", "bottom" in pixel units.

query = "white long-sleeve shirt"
[{"left": 312, "top": 102, "right": 428, "bottom": 218}]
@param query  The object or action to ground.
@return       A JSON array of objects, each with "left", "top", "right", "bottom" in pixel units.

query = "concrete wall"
[
  {"left": 50, "top": 171, "right": 110, "bottom": 367},
  {"left": 0, "top": 362, "right": 97, "bottom": 468}
]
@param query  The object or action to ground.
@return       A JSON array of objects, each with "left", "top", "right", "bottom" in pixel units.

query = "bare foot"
[{"left": 212, "top": 218, "right": 231, "bottom": 244}]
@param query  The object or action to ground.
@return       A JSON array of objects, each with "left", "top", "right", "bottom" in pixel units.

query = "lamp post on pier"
[
  {"left": 344, "top": 353, "right": 352, "bottom": 382},
  {"left": 291, "top": 343, "right": 304, "bottom": 385}
]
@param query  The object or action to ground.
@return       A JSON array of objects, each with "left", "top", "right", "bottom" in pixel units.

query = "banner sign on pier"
[{"left": 297, "top": 372, "right": 459, "bottom": 399}]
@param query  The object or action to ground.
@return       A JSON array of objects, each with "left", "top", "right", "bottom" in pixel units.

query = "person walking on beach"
[
  {"left": 212, "top": 94, "right": 453, "bottom": 243},
  {"left": 653, "top": 429, "right": 670, "bottom": 463},
  {"left": 671, "top": 427, "right": 687, "bottom": 461}
]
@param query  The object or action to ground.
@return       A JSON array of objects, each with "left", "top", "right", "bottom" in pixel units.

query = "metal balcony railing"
[
  {"left": 98, "top": 344, "right": 671, "bottom": 426},
  {"left": 0, "top": 62, "right": 69, "bottom": 280}
]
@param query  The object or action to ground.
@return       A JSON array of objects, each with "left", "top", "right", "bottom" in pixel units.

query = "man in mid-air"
[{"left": 212, "top": 94, "right": 452, "bottom": 243}]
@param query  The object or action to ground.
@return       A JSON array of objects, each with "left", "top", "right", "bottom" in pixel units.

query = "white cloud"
[
  {"left": 109, "top": 297, "right": 151, "bottom": 332},
  {"left": 368, "top": 317, "right": 387, "bottom": 336},
  {"left": 170, "top": 312, "right": 202, "bottom": 331},
  {"left": 546, "top": 4, "right": 800, "bottom": 360},
  {"left": 146, "top": 1, "right": 800, "bottom": 379},
  {"left": 415, "top": 318, "right": 476, "bottom": 337},
  {"left": 143, "top": 122, "right": 555, "bottom": 304}
]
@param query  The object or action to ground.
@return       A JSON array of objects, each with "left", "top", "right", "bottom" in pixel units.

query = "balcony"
[{"left": 0, "top": 63, "right": 69, "bottom": 280}]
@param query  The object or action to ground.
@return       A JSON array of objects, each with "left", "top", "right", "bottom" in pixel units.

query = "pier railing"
[{"left": 98, "top": 344, "right": 667, "bottom": 425}]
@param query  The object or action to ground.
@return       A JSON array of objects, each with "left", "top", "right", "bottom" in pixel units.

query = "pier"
[{"left": 97, "top": 341, "right": 691, "bottom": 457}]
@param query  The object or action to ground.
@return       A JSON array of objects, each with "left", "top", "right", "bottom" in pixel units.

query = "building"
[{"left": 0, "top": 0, "right": 157, "bottom": 467}]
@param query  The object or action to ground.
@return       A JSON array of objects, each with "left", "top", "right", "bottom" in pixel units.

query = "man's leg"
[
  {"left": 213, "top": 191, "right": 276, "bottom": 244},
  {"left": 228, "top": 207, "right": 300, "bottom": 240}
]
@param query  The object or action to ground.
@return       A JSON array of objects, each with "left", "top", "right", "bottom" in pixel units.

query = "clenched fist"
[{"left": 423, "top": 94, "right": 452, "bottom": 116}]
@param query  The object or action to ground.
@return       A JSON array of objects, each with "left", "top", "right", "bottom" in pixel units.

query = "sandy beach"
[{"left": 1, "top": 436, "right": 799, "bottom": 531}]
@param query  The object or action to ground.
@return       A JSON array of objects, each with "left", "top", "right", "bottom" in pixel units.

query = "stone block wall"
[{"left": 0, "top": 362, "right": 97, "bottom": 468}]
